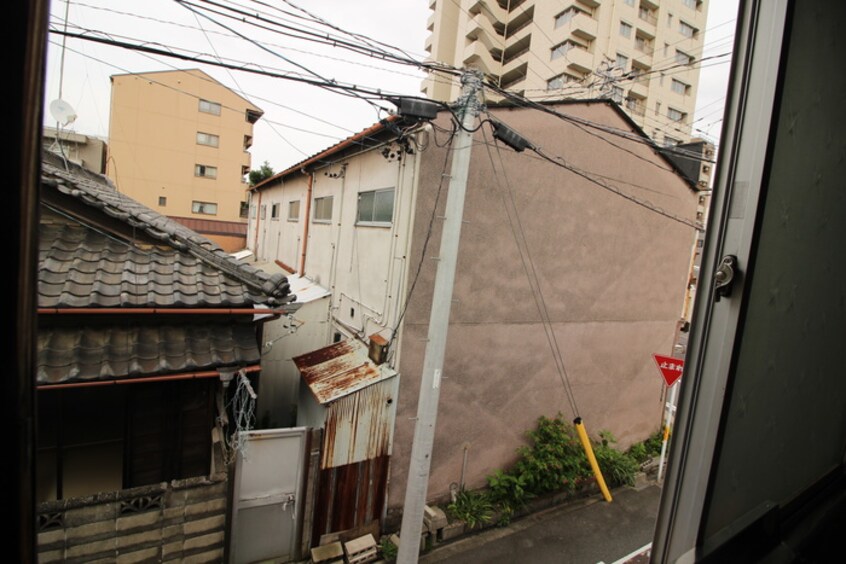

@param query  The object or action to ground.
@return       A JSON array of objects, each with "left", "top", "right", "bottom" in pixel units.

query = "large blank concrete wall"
[{"left": 391, "top": 102, "right": 698, "bottom": 507}]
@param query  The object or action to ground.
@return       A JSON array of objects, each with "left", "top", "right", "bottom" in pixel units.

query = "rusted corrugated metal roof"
[{"left": 293, "top": 340, "right": 396, "bottom": 405}]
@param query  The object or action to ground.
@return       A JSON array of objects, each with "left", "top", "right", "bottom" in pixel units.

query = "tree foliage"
[{"left": 248, "top": 161, "right": 275, "bottom": 186}]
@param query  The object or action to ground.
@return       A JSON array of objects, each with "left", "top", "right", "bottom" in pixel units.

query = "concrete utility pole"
[{"left": 397, "top": 70, "right": 483, "bottom": 564}]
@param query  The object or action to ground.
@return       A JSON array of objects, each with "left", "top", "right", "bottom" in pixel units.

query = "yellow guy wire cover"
[{"left": 574, "top": 417, "right": 613, "bottom": 503}]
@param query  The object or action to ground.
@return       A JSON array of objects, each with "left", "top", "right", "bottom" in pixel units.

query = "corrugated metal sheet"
[
  {"left": 322, "top": 379, "right": 396, "bottom": 469},
  {"left": 293, "top": 340, "right": 398, "bottom": 469},
  {"left": 293, "top": 340, "right": 395, "bottom": 405}
]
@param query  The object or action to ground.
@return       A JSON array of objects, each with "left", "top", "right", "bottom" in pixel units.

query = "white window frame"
[
  {"left": 288, "top": 200, "right": 300, "bottom": 222},
  {"left": 356, "top": 188, "right": 395, "bottom": 226},
  {"left": 679, "top": 20, "right": 697, "bottom": 38},
  {"left": 313, "top": 196, "right": 333, "bottom": 223},
  {"left": 620, "top": 21, "right": 633, "bottom": 38},
  {"left": 194, "top": 164, "right": 217, "bottom": 179}
]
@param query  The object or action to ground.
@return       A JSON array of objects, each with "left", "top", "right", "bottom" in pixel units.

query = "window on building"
[
  {"left": 667, "top": 13, "right": 673, "bottom": 26},
  {"left": 555, "top": 6, "right": 589, "bottom": 28},
  {"left": 619, "top": 21, "right": 633, "bottom": 38},
  {"left": 635, "top": 33, "right": 653, "bottom": 54},
  {"left": 679, "top": 20, "right": 697, "bottom": 38},
  {"left": 250, "top": 204, "right": 256, "bottom": 219},
  {"left": 240, "top": 201, "right": 249, "bottom": 218},
  {"left": 192, "top": 200, "right": 218, "bottom": 215},
  {"left": 198, "top": 99, "right": 221, "bottom": 116},
  {"left": 158, "top": 196, "right": 167, "bottom": 207},
  {"left": 671, "top": 79, "right": 691, "bottom": 95},
  {"left": 664, "top": 136, "right": 681, "bottom": 147},
  {"left": 260, "top": 204, "right": 266, "bottom": 219},
  {"left": 683, "top": 0, "right": 698, "bottom": 8},
  {"left": 624, "top": 0, "right": 635, "bottom": 6},
  {"left": 655, "top": 101, "right": 662, "bottom": 115},
  {"left": 610, "top": 86, "right": 624, "bottom": 103},
  {"left": 194, "top": 164, "right": 217, "bottom": 178},
  {"left": 37, "top": 381, "right": 214, "bottom": 501},
  {"left": 616, "top": 53, "right": 629, "bottom": 70},
  {"left": 547, "top": 73, "right": 580, "bottom": 90},
  {"left": 271, "top": 203, "right": 280, "bottom": 219},
  {"left": 196, "top": 132, "right": 219, "bottom": 148},
  {"left": 313, "top": 196, "right": 333, "bottom": 223},
  {"left": 639, "top": 6, "right": 656, "bottom": 25},
  {"left": 668, "top": 107, "right": 687, "bottom": 122},
  {"left": 675, "top": 49, "right": 694, "bottom": 64},
  {"left": 357, "top": 188, "right": 395, "bottom": 225},
  {"left": 288, "top": 200, "right": 300, "bottom": 221},
  {"left": 551, "top": 40, "right": 579, "bottom": 60}
]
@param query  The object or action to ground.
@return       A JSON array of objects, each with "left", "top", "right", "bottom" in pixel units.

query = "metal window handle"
[{"left": 714, "top": 255, "right": 738, "bottom": 301}]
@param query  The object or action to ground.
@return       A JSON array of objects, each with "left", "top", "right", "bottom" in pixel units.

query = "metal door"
[{"left": 230, "top": 427, "right": 307, "bottom": 563}]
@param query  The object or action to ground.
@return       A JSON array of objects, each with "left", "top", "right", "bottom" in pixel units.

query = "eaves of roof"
[{"left": 252, "top": 114, "right": 403, "bottom": 191}]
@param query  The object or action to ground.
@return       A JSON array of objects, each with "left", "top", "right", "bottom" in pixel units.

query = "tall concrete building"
[
  {"left": 423, "top": 0, "right": 709, "bottom": 145},
  {"left": 107, "top": 69, "right": 262, "bottom": 251}
]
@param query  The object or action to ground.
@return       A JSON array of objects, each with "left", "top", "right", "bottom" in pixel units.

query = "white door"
[{"left": 230, "top": 428, "right": 307, "bottom": 563}]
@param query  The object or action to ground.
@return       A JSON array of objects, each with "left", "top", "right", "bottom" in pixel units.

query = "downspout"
[{"left": 299, "top": 171, "right": 314, "bottom": 275}]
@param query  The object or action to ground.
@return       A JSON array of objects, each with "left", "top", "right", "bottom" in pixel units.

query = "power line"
[
  {"left": 479, "top": 122, "right": 580, "bottom": 418},
  {"left": 64, "top": 1, "right": 459, "bottom": 89}
]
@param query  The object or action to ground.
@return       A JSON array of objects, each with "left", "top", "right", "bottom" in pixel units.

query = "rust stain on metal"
[{"left": 293, "top": 340, "right": 388, "bottom": 405}]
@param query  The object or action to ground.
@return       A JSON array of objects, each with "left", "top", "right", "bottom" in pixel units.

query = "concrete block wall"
[{"left": 36, "top": 475, "right": 228, "bottom": 563}]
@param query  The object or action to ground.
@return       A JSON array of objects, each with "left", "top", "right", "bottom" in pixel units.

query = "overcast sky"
[{"left": 44, "top": 0, "right": 739, "bottom": 173}]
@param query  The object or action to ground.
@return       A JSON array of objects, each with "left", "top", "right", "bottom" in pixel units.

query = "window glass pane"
[
  {"left": 198, "top": 99, "right": 221, "bottom": 116},
  {"left": 374, "top": 189, "right": 395, "bottom": 223},
  {"left": 358, "top": 191, "right": 375, "bottom": 222},
  {"left": 288, "top": 200, "right": 300, "bottom": 220},
  {"left": 196, "top": 132, "right": 219, "bottom": 147},
  {"left": 314, "top": 196, "right": 333, "bottom": 221},
  {"left": 192, "top": 201, "right": 218, "bottom": 215}
]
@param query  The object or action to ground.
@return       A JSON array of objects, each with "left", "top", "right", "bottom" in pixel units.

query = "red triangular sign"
[{"left": 653, "top": 354, "right": 684, "bottom": 387}]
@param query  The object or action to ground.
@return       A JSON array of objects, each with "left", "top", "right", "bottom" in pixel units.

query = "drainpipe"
[{"left": 299, "top": 171, "right": 313, "bottom": 275}]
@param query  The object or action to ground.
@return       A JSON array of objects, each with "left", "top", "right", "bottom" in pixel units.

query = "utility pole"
[{"left": 397, "top": 69, "right": 483, "bottom": 564}]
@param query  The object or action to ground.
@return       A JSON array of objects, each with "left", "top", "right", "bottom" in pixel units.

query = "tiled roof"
[
  {"left": 37, "top": 321, "right": 260, "bottom": 384},
  {"left": 39, "top": 223, "right": 270, "bottom": 308},
  {"left": 41, "top": 153, "right": 292, "bottom": 306}
]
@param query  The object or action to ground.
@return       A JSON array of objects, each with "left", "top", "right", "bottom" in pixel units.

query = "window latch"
[{"left": 714, "top": 255, "right": 738, "bottom": 301}]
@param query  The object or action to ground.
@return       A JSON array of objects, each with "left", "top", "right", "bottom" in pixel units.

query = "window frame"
[
  {"left": 288, "top": 200, "right": 301, "bottom": 222},
  {"left": 198, "top": 99, "right": 221, "bottom": 116},
  {"left": 196, "top": 131, "right": 220, "bottom": 148},
  {"left": 356, "top": 187, "right": 395, "bottom": 227},
  {"left": 619, "top": 21, "right": 633, "bottom": 39},
  {"left": 192, "top": 200, "right": 218, "bottom": 215},
  {"left": 194, "top": 164, "right": 217, "bottom": 179},
  {"left": 271, "top": 203, "right": 280, "bottom": 220},
  {"left": 313, "top": 196, "right": 334, "bottom": 223}
]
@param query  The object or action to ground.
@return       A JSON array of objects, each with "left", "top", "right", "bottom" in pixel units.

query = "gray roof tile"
[{"left": 37, "top": 321, "right": 261, "bottom": 384}]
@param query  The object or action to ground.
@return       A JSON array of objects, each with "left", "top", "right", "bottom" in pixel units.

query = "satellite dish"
[{"left": 49, "top": 98, "right": 78, "bottom": 126}]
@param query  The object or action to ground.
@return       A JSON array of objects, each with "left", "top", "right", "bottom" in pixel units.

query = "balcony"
[
  {"left": 628, "top": 78, "right": 649, "bottom": 98},
  {"left": 638, "top": 7, "right": 658, "bottom": 27},
  {"left": 555, "top": 10, "right": 598, "bottom": 42},
  {"left": 463, "top": 40, "right": 498, "bottom": 73},
  {"left": 565, "top": 45, "right": 594, "bottom": 75},
  {"left": 625, "top": 96, "right": 647, "bottom": 116},
  {"left": 427, "top": 11, "right": 435, "bottom": 32},
  {"left": 634, "top": 35, "right": 654, "bottom": 57}
]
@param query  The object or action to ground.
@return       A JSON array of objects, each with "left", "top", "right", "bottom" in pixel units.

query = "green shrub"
[
  {"left": 447, "top": 488, "right": 493, "bottom": 529},
  {"left": 513, "top": 414, "right": 592, "bottom": 495},
  {"left": 593, "top": 431, "right": 638, "bottom": 487},
  {"left": 379, "top": 537, "right": 398, "bottom": 562},
  {"left": 486, "top": 469, "right": 534, "bottom": 526}
]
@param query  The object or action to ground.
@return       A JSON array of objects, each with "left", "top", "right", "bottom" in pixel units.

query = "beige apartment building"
[
  {"left": 107, "top": 69, "right": 262, "bottom": 251},
  {"left": 423, "top": 0, "right": 708, "bottom": 145}
]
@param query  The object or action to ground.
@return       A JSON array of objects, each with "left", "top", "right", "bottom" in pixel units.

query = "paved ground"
[{"left": 421, "top": 485, "right": 661, "bottom": 564}]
